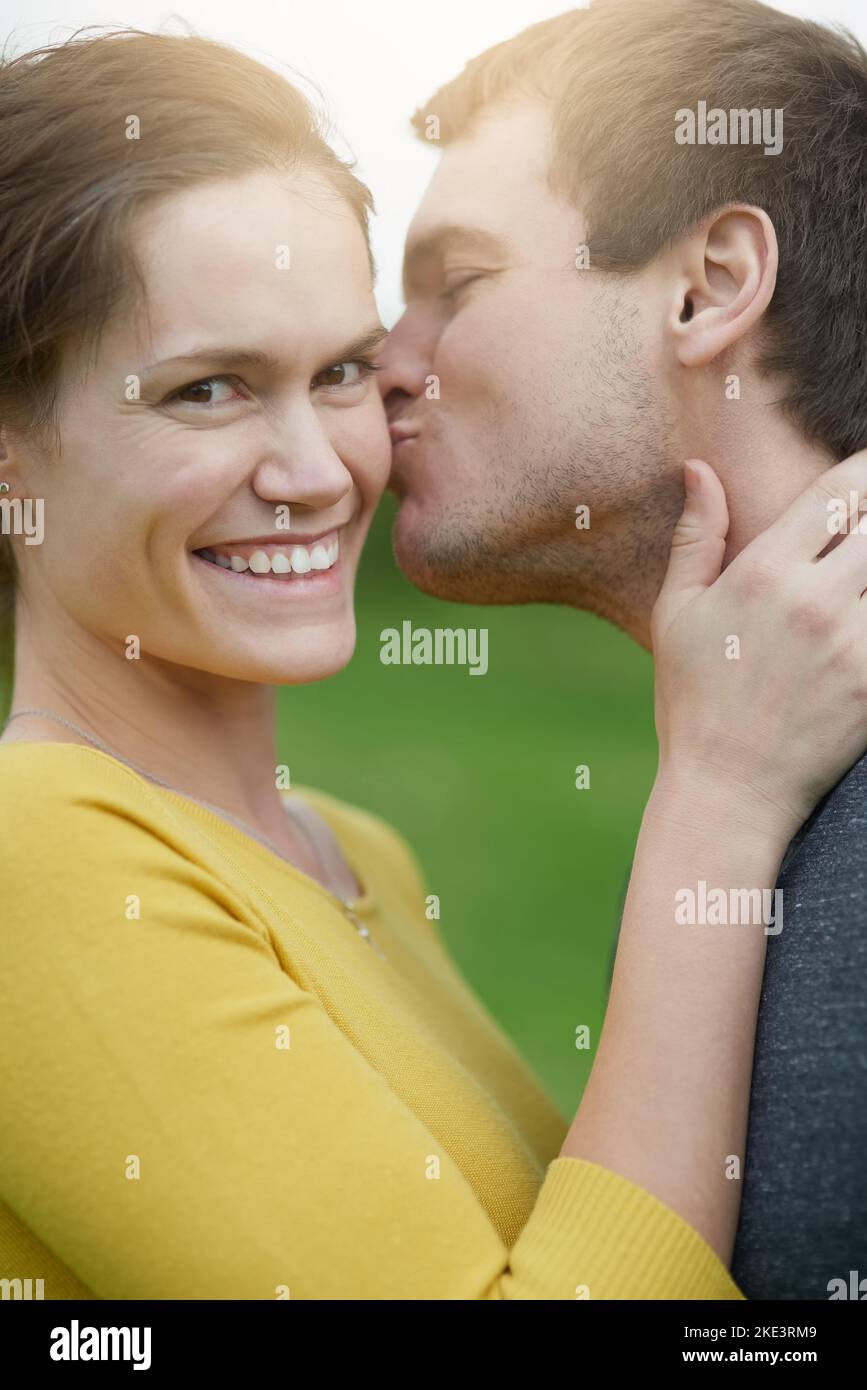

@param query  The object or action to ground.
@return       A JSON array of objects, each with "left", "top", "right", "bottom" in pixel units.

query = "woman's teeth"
[{"left": 197, "top": 537, "right": 339, "bottom": 577}]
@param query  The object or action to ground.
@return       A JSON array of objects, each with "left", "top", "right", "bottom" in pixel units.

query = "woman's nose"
[{"left": 251, "top": 409, "right": 354, "bottom": 512}]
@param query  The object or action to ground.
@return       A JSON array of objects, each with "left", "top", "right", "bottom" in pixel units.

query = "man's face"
[{"left": 379, "top": 98, "right": 682, "bottom": 627}]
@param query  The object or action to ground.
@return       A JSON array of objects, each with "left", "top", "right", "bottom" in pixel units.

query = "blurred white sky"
[{"left": 2, "top": 0, "right": 866, "bottom": 325}]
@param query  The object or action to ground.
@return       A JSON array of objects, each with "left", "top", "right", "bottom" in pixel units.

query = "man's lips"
[{"left": 389, "top": 423, "right": 419, "bottom": 446}]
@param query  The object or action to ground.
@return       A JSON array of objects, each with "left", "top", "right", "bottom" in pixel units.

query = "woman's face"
[{"left": 16, "top": 169, "right": 390, "bottom": 684}]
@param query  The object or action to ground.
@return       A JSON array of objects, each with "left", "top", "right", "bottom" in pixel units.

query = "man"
[{"left": 377, "top": 0, "right": 867, "bottom": 1299}]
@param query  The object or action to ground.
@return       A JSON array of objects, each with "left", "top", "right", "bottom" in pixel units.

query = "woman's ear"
[
  {"left": 0, "top": 425, "right": 14, "bottom": 486},
  {"left": 670, "top": 204, "right": 778, "bottom": 368},
  {"left": 0, "top": 422, "right": 31, "bottom": 486}
]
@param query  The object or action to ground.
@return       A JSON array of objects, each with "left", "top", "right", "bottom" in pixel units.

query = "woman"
[{"left": 1, "top": 28, "right": 866, "bottom": 1301}]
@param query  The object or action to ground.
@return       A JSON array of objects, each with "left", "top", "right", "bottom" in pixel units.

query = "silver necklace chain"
[{"left": 2, "top": 707, "right": 384, "bottom": 956}]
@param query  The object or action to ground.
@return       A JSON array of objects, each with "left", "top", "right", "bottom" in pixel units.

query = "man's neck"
[
  {"left": 717, "top": 426, "right": 835, "bottom": 567},
  {"left": 632, "top": 411, "right": 837, "bottom": 649}
]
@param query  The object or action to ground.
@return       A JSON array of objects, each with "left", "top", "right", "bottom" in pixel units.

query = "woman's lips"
[
  {"left": 195, "top": 529, "right": 340, "bottom": 573},
  {"left": 191, "top": 529, "right": 344, "bottom": 595},
  {"left": 192, "top": 549, "right": 344, "bottom": 596}
]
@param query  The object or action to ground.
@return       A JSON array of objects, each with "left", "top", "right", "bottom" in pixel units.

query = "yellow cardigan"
[{"left": 0, "top": 743, "right": 743, "bottom": 1300}]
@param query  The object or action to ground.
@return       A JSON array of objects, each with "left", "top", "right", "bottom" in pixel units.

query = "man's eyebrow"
[
  {"left": 140, "top": 323, "right": 389, "bottom": 376},
  {"left": 402, "top": 226, "right": 511, "bottom": 298}
]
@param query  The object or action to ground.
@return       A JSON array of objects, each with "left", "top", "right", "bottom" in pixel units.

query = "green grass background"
[{"left": 0, "top": 495, "right": 658, "bottom": 1118}]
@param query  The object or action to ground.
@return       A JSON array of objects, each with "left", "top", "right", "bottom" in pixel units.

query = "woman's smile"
[{"left": 191, "top": 528, "right": 345, "bottom": 597}]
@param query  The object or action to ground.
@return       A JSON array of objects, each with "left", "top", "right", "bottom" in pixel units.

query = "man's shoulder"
[
  {"left": 734, "top": 751, "right": 867, "bottom": 1298},
  {"left": 779, "top": 751, "right": 867, "bottom": 882}
]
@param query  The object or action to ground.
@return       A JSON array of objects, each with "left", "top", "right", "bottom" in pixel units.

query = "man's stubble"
[{"left": 392, "top": 284, "right": 684, "bottom": 643}]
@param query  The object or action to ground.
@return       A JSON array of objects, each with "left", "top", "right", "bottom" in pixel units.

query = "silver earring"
[{"left": 0, "top": 482, "right": 10, "bottom": 494}]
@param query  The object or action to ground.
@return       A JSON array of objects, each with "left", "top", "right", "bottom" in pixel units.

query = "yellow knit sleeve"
[{"left": 0, "top": 771, "right": 743, "bottom": 1300}]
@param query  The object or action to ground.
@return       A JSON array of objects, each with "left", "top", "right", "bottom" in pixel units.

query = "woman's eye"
[
  {"left": 167, "top": 376, "right": 244, "bottom": 407},
  {"left": 312, "top": 359, "right": 377, "bottom": 390}
]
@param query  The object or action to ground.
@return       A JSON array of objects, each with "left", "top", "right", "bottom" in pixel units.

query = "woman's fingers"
[
  {"left": 759, "top": 450, "right": 867, "bottom": 561},
  {"left": 652, "top": 459, "right": 729, "bottom": 638},
  {"left": 818, "top": 520, "right": 867, "bottom": 594}
]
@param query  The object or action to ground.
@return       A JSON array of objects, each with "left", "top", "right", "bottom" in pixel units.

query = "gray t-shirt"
[{"left": 731, "top": 756, "right": 867, "bottom": 1299}]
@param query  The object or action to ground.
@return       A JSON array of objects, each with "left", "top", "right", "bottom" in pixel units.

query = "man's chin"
[
  {"left": 388, "top": 496, "right": 469, "bottom": 601},
  {"left": 390, "top": 497, "right": 530, "bottom": 606}
]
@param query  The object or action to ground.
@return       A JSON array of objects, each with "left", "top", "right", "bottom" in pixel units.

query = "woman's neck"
[{"left": 4, "top": 613, "right": 290, "bottom": 840}]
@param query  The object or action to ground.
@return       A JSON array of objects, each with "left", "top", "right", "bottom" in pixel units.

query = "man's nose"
[{"left": 377, "top": 308, "right": 432, "bottom": 418}]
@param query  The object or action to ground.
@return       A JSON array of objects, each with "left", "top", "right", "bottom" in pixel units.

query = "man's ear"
[{"left": 670, "top": 205, "right": 778, "bottom": 367}]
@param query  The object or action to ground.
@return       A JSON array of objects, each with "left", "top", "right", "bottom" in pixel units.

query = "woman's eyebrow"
[
  {"left": 331, "top": 324, "right": 390, "bottom": 361},
  {"left": 140, "top": 324, "right": 389, "bottom": 376}
]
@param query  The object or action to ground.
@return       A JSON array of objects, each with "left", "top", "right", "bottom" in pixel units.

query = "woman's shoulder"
[
  {"left": 0, "top": 743, "right": 431, "bottom": 916},
  {"left": 0, "top": 741, "right": 272, "bottom": 956},
  {"left": 0, "top": 742, "right": 429, "bottom": 895},
  {"left": 0, "top": 739, "right": 166, "bottom": 816},
  {"left": 0, "top": 740, "right": 203, "bottom": 871},
  {"left": 0, "top": 738, "right": 126, "bottom": 793}
]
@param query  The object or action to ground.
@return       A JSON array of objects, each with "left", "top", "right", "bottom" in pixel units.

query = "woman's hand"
[
  {"left": 651, "top": 454, "right": 867, "bottom": 844},
  {"left": 563, "top": 453, "right": 867, "bottom": 1264}
]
